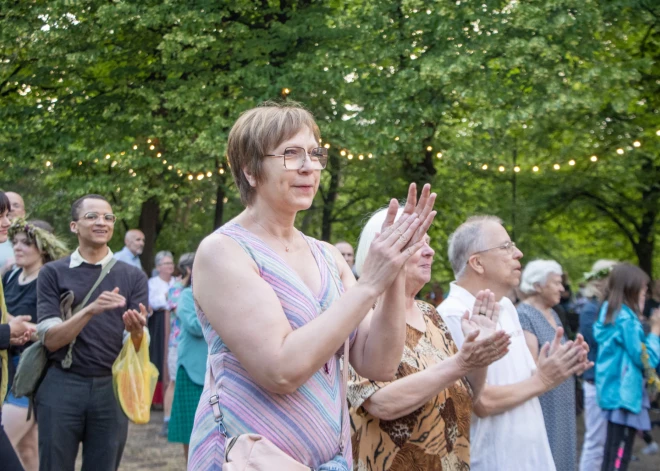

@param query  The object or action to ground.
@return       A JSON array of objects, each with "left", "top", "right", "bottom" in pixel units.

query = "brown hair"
[
  {"left": 227, "top": 101, "right": 320, "bottom": 206},
  {"left": 604, "top": 263, "right": 649, "bottom": 323}
]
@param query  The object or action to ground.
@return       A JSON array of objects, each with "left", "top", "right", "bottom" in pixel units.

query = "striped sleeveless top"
[{"left": 188, "top": 223, "right": 353, "bottom": 470}]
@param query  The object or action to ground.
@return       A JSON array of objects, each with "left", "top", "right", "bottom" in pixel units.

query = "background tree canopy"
[{"left": 1, "top": 0, "right": 659, "bottom": 286}]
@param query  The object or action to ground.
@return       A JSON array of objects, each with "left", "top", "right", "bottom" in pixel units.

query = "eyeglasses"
[
  {"left": 264, "top": 147, "right": 328, "bottom": 170},
  {"left": 472, "top": 241, "right": 517, "bottom": 256},
  {"left": 81, "top": 212, "right": 117, "bottom": 224}
]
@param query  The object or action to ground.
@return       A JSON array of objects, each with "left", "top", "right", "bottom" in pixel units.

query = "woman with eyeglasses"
[
  {"left": 2, "top": 219, "right": 67, "bottom": 471},
  {"left": 188, "top": 101, "right": 436, "bottom": 470},
  {"left": 348, "top": 208, "right": 510, "bottom": 471},
  {"left": 0, "top": 192, "right": 36, "bottom": 470}
]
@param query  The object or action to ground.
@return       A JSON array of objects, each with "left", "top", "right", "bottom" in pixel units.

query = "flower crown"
[
  {"left": 8, "top": 218, "right": 69, "bottom": 262},
  {"left": 583, "top": 266, "right": 614, "bottom": 282}
]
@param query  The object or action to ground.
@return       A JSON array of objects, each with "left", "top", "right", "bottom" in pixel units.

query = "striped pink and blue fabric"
[{"left": 188, "top": 223, "right": 354, "bottom": 470}]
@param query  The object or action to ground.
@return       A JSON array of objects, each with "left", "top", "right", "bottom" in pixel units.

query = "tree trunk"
[
  {"left": 214, "top": 182, "right": 225, "bottom": 229},
  {"left": 139, "top": 196, "right": 160, "bottom": 275},
  {"left": 321, "top": 151, "right": 341, "bottom": 241}
]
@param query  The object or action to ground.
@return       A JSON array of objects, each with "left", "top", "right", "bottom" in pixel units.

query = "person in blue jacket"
[{"left": 594, "top": 263, "right": 660, "bottom": 471}]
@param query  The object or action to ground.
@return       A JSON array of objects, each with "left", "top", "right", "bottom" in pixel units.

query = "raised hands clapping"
[{"left": 358, "top": 183, "right": 437, "bottom": 294}]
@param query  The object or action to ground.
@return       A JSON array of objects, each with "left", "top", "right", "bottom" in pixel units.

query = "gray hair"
[
  {"left": 519, "top": 260, "right": 563, "bottom": 295},
  {"left": 155, "top": 250, "right": 173, "bottom": 266},
  {"left": 355, "top": 206, "right": 404, "bottom": 277},
  {"left": 177, "top": 252, "right": 195, "bottom": 273},
  {"left": 447, "top": 215, "right": 503, "bottom": 279}
]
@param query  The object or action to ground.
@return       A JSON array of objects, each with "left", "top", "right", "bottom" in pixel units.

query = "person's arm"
[
  {"left": 0, "top": 324, "right": 10, "bottom": 350},
  {"left": 474, "top": 335, "right": 587, "bottom": 417},
  {"left": 621, "top": 314, "right": 660, "bottom": 369},
  {"left": 177, "top": 289, "right": 203, "bottom": 338},
  {"left": 339, "top": 189, "right": 437, "bottom": 380},
  {"left": 362, "top": 355, "right": 468, "bottom": 420},
  {"left": 125, "top": 271, "right": 149, "bottom": 351},
  {"left": 193, "top": 209, "right": 427, "bottom": 395}
]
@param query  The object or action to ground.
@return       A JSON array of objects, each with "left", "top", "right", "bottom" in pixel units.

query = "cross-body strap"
[{"left": 61, "top": 257, "right": 118, "bottom": 369}]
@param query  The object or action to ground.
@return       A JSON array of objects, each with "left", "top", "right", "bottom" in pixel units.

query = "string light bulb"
[
  {"left": 219, "top": 168, "right": 225, "bottom": 174},
  {"left": 533, "top": 166, "right": 539, "bottom": 172},
  {"left": 368, "top": 153, "right": 373, "bottom": 158},
  {"left": 340, "top": 150, "right": 346, "bottom": 156},
  {"left": 133, "top": 145, "right": 138, "bottom": 150},
  {"left": 426, "top": 146, "right": 432, "bottom": 151},
  {"left": 394, "top": 136, "right": 399, "bottom": 141},
  {"left": 197, "top": 174, "right": 204, "bottom": 180},
  {"left": 633, "top": 141, "right": 641, "bottom": 147},
  {"left": 358, "top": 155, "right": 364, "bottom": 160},
  {"left": 157, "top": 153, "right": 162, "bottom": 157},
  {"left": 436, "top": 152, "right": 442, "bottom": 159},
  {"left": 206, "top": 171, "right": 212, "bottom": 177},
  {"left": 553, "top": 164, "right": 560, "bottom": 170},
  {"left": 147, "top": 139, "right": 152, "bottom": 143},
  {"left": 282, "top": 88, "right": 291, "bottom": 95},
  {"left": 150, "top": 145, "right": 155, "bottom": 150},
  {"left": 45, "top": 161, "right": 51, "bottom": 167},
  {"left": 324, "top": 143, "right": 330, "bottom": 149},
  {"left": 111, "top": 161, "right": 117, "bottom": 167},
  {"left": 514, "top": 166, "right": 520, "bottom": 173},
  {"left": 569, "top": 160, "right": 575, "bottom": 166},
  {"left": 188, "top": 175, "right": 193, "bottom": 181},
  {"left": 616, "top": 148, "right": 624, "bottom": 155},
  {"left": 348, "top": 154, "right": 353, "bottom": 160},
  {"left": 590, "top": 155, "right": 598, "bottom": 162},
  {"left": 105, "top": 154, "right": 110, "bottom": 159},
  {"left": 498, "top": 166, "right": 505, "bottom": 172},
  {"left": 481, "top": 164, "right": 488, "bottom": 170}
]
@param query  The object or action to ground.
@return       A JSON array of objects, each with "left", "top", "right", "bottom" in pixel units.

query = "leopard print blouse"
[{"left": 348, "top": 301, "right": 473, "bottom": 471}]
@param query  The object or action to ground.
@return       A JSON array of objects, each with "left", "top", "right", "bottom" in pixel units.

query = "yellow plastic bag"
[{"left": 112, "top": 334, "right": 159, "bottom": 424}]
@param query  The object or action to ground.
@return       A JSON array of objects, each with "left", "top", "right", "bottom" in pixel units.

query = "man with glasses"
[
  {"left": 35, "top": 194, "right": 149, "bottom": 471},
  {"left": 436, "top": 215, "right": 591, "bottom": 471}
]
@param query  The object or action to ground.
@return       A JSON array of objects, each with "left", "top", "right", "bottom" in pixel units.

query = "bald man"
[
  {"left": 114, "top": 229, "right": 145, "bottom": 270},
  {"left": 335, "top": 240, "right": 359, "bottom": 279},
  {"left": 0, "top": 191, "right": 26, "bottom": 274}
]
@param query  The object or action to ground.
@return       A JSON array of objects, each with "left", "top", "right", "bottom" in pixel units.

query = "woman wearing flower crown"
[{"left": 2, "top": 218, "right": 67, "bottom": 471}]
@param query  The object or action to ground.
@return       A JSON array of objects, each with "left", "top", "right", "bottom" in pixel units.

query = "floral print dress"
[{"left": 348, "top": 301, "right": 473, "bottom": 471}]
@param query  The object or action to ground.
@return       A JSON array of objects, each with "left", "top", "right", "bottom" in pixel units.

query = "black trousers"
[
  {"left": 35, "top": 367, "right": 128, "bottom": 471},
  {"left": 601, "top": 421, "right": 636, "bottom": 471},
  {"left": 0, "top": 411, "right": 23, "bottom": 471},
  {"left": 148, "top": 309, "right": 166, "bottom": 382}
]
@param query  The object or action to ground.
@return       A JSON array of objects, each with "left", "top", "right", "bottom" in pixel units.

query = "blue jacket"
[
  {"left": 578, "top": 298, "right": 600, "bottom": 382},
  {"left": 176, "top": 287, "right": 208, "bottom": 386},
  {"left": 594, "top": 302, "right": 660, "bottom": 413}
]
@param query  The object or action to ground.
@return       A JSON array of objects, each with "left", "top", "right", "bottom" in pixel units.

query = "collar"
[
  {"left": 120, "top": 246, "right": 139, "bottom": 259},
  {"left": 448, "top": 281, "right": 516, "bottom": 311},
  {"left": 69, "top": 247, "right": 114, "bottom": 269},
  {"left": 448, "top": 281, "right": 477, "bottom": 307}
]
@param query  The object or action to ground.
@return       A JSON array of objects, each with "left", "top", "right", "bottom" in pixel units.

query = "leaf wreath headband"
[
  {"left": 8, "top": 218, "right": 69, "bottom": 262},
  {"left": 583, "top": 266, "right": 614, "bottom": 283}
]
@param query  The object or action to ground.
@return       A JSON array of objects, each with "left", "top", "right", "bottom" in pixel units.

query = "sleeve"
[
  {"left": 177, "top": 289, "right": 203, "bottom": 338},
  {"left": 36, "top": 265, "right": 62, "bottom": 323},
  {"left": 620, "top": 316, "right": 660, "bottom": 369},
  {"left": 518, "top": 307, "right": 535, "bottom": 336},
  {"left": 128, "top": 270, "right": 149, "bottom": 311},
  {"left": 347, "top": 364, "right": 395, "bottom": 411},
  {"left": 438, "top": 304, "right": 466, "bottom": 349},
  {"left": 578, "top": 303, "right": 598, "bottom": 347},
  {"left": 0, "top": 324, "right": 10, "bottom": 350},
  {"left": 148, "top": 278, "right": 167, "bottom": 311}
]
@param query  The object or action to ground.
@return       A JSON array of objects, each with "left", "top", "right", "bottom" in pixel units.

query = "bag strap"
[
  {"left": 62, "top": 257, "right": 118, "bottom": 369},
  {"left": 208, "top": 244, "right": 350, "bottom": 456}
]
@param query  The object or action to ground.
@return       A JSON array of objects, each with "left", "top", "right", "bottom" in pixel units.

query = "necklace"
[
  {"left": 251, "top": 216, "right": 294, "bottom": 252},
  {"left": 20, "top": 267, "right": 40, "bottom": 283}
]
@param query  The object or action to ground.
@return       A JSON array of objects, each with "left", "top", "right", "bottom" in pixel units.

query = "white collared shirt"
[
  {"left": 69, "top": 247, "right": 114, "bottom": 269},
  {"left": 437, "top": 282, "right": 556, "bottom": 471}
]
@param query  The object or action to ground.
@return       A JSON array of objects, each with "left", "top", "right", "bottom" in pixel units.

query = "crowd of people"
[{"left": 0, "top": 101, "right": 658, "bottom": 471}]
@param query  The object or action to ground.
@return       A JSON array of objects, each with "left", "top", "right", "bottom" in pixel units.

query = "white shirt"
[
  {"left": 113, "top": 246, "right": 142, "bottom": 270},
  {"left": 437, "top": 282, "right": 556, "bottom": 471},
  {"left": 69, "top": 247, "right": 114, "bottom": 268},
  {"left": 148, "top": 276, "right": 175, "bottom": 311}
]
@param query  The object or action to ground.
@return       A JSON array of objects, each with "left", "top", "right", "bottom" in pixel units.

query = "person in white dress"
[{"left": 436, "top": 215, "right": 592, "bottom": 471}]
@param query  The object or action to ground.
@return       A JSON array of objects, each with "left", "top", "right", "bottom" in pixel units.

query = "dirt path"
[{"left": 112, "top": 411, "right": 660, "bottom": 470}]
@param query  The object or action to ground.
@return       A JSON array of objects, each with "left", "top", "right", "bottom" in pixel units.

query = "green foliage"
[{"left": 1, "top": 0, "right": 658, "bottom": 282}]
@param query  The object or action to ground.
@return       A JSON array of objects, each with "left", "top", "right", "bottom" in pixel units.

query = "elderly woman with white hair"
[
  {"left": 348, "top": 207, "right": 511, "bottom": 471},
  {"left": 517, "top": 259, "right": 579, "bottom": 471}
]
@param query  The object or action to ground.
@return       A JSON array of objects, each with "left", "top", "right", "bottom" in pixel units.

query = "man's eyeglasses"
[
  {"left": 81, "top": 212, "right": 117, "bottom": 224},
  {"left": 472, "top": 241, "right": 517, "bottom": 256},
  {"left": 264, "top": 147, "right": 328, "bottom": 170}
]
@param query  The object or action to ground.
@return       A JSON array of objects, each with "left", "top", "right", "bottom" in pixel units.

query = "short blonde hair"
[{"left": 227, "top": 101, "right": 320, "bottom": 206}]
